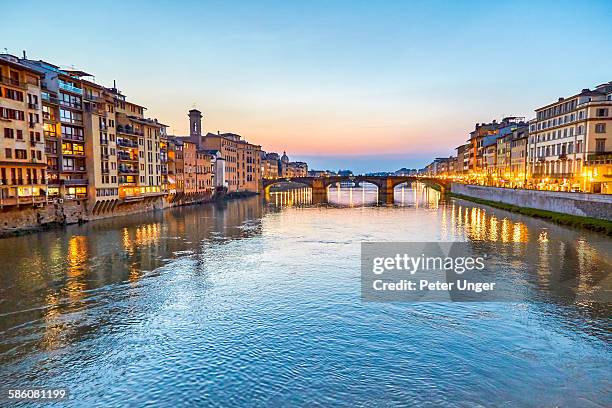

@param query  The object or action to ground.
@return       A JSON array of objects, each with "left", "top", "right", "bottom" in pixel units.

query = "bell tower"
[{"left": 188, "top": 109, "right": 203, "bottom": 145}]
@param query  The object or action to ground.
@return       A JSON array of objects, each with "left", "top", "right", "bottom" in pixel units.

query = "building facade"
[
  {"left": 528, "top": 82, "right": 612, "bottom": 192},
  {"left": 0, "top": 55, "right": 46, "bottom": 207},
  {"left": 185, "top": 109, "right": 261, "bottom": 193}
]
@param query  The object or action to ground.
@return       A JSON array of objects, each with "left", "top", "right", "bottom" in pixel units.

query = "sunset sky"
[{"left": 2, "top": 0, "right": 611, "bottom": 172}]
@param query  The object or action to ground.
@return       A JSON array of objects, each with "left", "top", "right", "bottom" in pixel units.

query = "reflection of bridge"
[{"left": 262, "top": 176, "right": 450, "bottom": 204}]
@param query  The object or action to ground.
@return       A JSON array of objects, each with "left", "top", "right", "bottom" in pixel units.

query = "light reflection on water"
[{"left": 0, "top": 185, "right": 610, "bottom": 407}]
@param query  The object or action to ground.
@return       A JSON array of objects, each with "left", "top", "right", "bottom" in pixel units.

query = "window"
[
  {"left": 62, "top": 125, "right": 84, "bottom": 141},
  {"left": 4, "top": 89, "right": 24, "bottom": 101},
  {"left": 0, "top": 108, "right": 25, "bottom": 120},
  {"left": 595, "top": 123, "right": 606, "bottom": 133},
  {"left": 596, "top": 108, "right": 609, "bottom": 117},
  {"left": 595, "top": 139, "right": 606, "bottom": 153},
  {"left": 60, "top": 109, "right": 82, "bottom": 125},
  {"left": 62, "top": 158, "right": 75, "bottom": 171},
  {"left": 15, "top": 149, "right": 27, "bottom": 159},
  {"left": 5, "top": 148, "right": 12, "bottom": 159}
]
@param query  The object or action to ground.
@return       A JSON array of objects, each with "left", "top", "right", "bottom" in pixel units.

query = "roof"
[
  {"left": 482, "top": 135, "right": 501, "bottom": 147},
  {"left": 0, "top": 55, "right": 44, "bottom": 76},
  {"left": 62, "top": 69, "right": 93, "bottom": 77}
]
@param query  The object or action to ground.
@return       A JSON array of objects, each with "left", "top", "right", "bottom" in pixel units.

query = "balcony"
[
  {"left": 100, "top": 137, "right": 109, "bottom": 145},
  {"left": 41, "top": 94, "right": 60, "bottom": 105},
  {"left": 58, "top": 81, "right": 83, "bottom": 95},
  {"left": 59, "top": 100, "right": 82, "bottom": 110},
  {"left": 85, "top": 103, "right": 106, "bottom": 116},
  {"left": 61, "top": 148, "right": 86, "bottom": 157},
  {"left": 17, "top": 195, "right": 47, "bottom": 205},
  {"left": 62, "top": 165, "right": 87, "bottom": 172},
  {"left": 0, "top": 76, "right": 26, "bottom": 89},
  {"left": 60, "top": 117, "right": 83, "bottom": 126},
  {"left": 28, "top": 103, "right": 39, "bottom": 110},
  {"left": 117, "top": 139, "right": 139, "bottom": 148},
  {"left": 43, "top": 112, "right": 58, "bottom": 123},
  {"left": 62, "top": 179, "right": 88, "bottom": 186},
  {"left": 117, "top": 153, "right": 138, "bottom": 162},
  {"left": 62, "top": 133, "right": 85, "bottom": 142},
  {"left": 116, "top": 125, "right": 144, "bottom": 136},
  {"left": 586, "top": 151, "right": 612, "bottom": 164},
  {"left": 118, "top": 166, "right": 139, "bottom": 175},
  {"left": 532, "top": 172, "right": 574, "bottom": 179}
]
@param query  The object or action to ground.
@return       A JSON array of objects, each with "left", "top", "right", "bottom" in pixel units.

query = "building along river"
[{"left": 0, "top": 183, "right": 610, "bottom": 407}]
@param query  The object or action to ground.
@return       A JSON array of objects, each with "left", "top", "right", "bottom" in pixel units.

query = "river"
[{"left": 0, "top": 184, "right": 610, "bottom": 407}]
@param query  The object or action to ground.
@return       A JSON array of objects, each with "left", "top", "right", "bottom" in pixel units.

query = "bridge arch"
[{"left": 262, "top": 177, "right": 318, "bottom": 194}]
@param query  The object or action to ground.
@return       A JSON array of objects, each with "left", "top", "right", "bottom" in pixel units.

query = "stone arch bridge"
[{"left": 262, "top": 176, "right": 451, "bottom": 204}]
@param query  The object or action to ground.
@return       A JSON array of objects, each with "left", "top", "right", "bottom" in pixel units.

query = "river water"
[{"left": 0, "top": 184, "right": 610, "bottom": 407}]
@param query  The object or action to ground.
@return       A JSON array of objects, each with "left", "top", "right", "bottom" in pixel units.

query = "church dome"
[{"left": 281, "top": 151, "right": 289, "bottom": 163}]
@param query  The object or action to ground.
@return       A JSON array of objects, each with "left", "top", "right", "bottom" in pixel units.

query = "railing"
[
  {"left": 0, "top": 76, "right": 26, "bottom": 88},
  {"left": 63, "top": 179, "right": 88, "bottom": 186},
  {"left": 85, "top": 103, "right": 106, "bottom": 115},
  {"left": 118, "top": 166, "right": 138, "bottom": 174},
  {"left": 0, "top": 178, "right": 46, "bottom": 186},
  {"left": 532, "top": 172, "right": 574, "bottom": 179},
  {"left": 117, "top": 153, "right": 138, "bottom": 161},
  {"left": 41, "top": 94, "right": 60, "bottom": 105},
  {"left": 58, "top": 81, "right": 83, "bottom": 95},
  {"left": 60, "top": 100, "right": 82, "bottom": 109},
  {"left": 586, "top": 151, "right": 612, "bottom": 164},
  {"left": 62, "top": 132, "right": 85, "bottom": 142},
  {"left": 28, "top": 103, "right": 38, "bottom": 110},
  {"left": 60, "top": 117, "right": 83, "bottom": 126},
  {"left": 116, "top": 125, "right": 144, "bottom": 136},
  {"left": 61, "top": 167, "right": 86, "bottom": 173},
  {"left": 117, "top": 139, "right": 139, "bottom": 148}
]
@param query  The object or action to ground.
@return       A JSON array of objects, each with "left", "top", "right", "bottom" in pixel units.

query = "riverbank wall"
[
  {"left": 450, "top": 183, "right": 612, "bottom": 221},
  {"left": 0, "top": 193, "right": 221, "bottom": 238},
  {"left": 450, "top": 183, "right": 612, "bottom": 235}
]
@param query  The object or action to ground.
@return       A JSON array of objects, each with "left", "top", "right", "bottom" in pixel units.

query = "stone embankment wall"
[
  {"left": 0, "top": 194, "right": 219, "bottom": 238},
  {"left": 451, "top": 183, "right": 612, "bottom": 221},
  {"left": 0, "top": 200, "right": 86, "bottom": 237}
]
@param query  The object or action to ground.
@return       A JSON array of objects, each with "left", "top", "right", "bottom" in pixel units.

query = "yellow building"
[
  {"left": 185, "top": 109, "right": 261, "bottom": 193},
  {"left": 81, "top": 79, "right": 119, "bottom": 214},
  {"left": 528, "top": 81, "right": 612, "bottom": 192},
  {"left": 509, "top": 129, "right": 529, "bottom": 187},
  {"left": 19, "top": 60, "right": 90, "bottom": 201},
  {"left": 0, "top": 54, "right": 47, "bottom": 207},
  {"left": 113, "top": 91, "right": 166, "bottom": 201}
]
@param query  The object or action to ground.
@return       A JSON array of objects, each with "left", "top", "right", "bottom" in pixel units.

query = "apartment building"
[
  {"left": 81, "top": 79, "right": 119, "bottom": 214},
  {"left": 528, "top": 82, "right": 612, "bottom": 192},
  {"left": 0, "top": 55, "right": 46, "bottom": 207},
  {"left": 186, "top": 109, "right": 261, "bottom": 193},
  {"left": 261, "top": 152, "right": 280, "bottom": 179},
  {"left": 455, "top": 144, "right": 470, "bottom": 175},
  {"left": 113, "top": 92, "right": 165, "bottom": 200},
  {"left": 19, "top": 58, "right": 89, "bottom": 201},
  {"left": 467, "top": 117, "right": 527, "bottom": 176},
  {"left": 167, "top": 137, "right": 184, "bottom": 198},
  {"left": 509, "top": 127, "right": 529, "bottom": 187}
]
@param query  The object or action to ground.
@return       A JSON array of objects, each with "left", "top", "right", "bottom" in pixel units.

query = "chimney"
[
  {"left": 22, "top": 50, "right": 26, "bottom": 59},
  {"left": 217, "top": 130, "right": 220, "bottom": 135}
]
